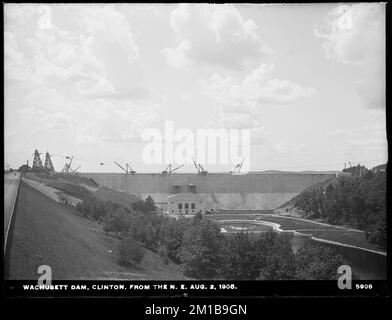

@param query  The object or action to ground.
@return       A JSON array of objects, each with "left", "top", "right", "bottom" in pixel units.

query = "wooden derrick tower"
[
  {"left": 44, "top": 152, "right": 55, "bottom": 172},
  {"left": 32, "top": 149, "right": 44, "bottom": 170}
]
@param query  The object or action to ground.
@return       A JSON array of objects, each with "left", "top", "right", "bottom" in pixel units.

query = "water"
[{"left": 290, "top": 236, "right": 387, "bottom": 280}]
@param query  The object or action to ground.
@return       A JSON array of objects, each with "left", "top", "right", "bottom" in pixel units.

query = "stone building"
[{"left": 167, "top": 192, "right": 205, "bottom": 215}]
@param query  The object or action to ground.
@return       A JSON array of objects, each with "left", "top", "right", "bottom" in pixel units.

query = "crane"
[
  {"left": 126, "top": 163, "right": 136, "bottom": 174},
  {"left": 230, "top": 158, "right": 245, "bottom": 174},
  {"left": 192, "top": 158, "right": 208, "bottom": 175},
  {"left": 114, "top": 162, "right": 136, "bottom": 174},
  {"left": 62, "top": 156, "right": 73, "bottom": 173},
  {"left": 162, "top": 163, "right": 184, "bottom": 174},
  {"left": 71, "top": 166, "right": 81, "bottom": 173}
]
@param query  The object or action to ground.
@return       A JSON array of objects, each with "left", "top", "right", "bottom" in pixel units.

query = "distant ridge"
[{"left": 248, "top": 170, "right": 340, "bottom": 174}]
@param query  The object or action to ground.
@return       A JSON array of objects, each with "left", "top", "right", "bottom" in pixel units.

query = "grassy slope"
[
  {"left": 277, "top": 177, "right": 336, "bottom": 209},
  {"left": 94, "top": 187, "right": 141, "bottom": 208},
  {"left": 7, "top": 181, "right": 185, "bottom": 280}
]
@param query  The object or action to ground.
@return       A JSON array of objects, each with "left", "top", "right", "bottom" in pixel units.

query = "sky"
[{"left": 4, "top": 3, "right": 387, "bottom": 173}]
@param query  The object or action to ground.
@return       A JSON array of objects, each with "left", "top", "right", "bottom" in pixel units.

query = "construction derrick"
[
  {"left": 32, "top": 150, "right": 44, "bottom": 170},
  {"left": 114, "top": 162, "right": 136, "bottom": 174},
  {"left": 162, "top": 163, "right": 184, "bottom": 174},
  {"left": 230, "top": 158, "right": 245, "bottom": 174},
  {"left": 62, "top": 156, "right": 73, "bottom": 173},
  {"left": 44, "top": 152, "right": 55, "bottom": 172},
  {"left": 192, "top": 158, "right": 208, "bottom": 175}
]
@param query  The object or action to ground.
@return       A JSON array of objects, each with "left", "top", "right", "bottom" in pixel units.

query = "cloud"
[
  {"left": 79, "top": 5, "right": 148, "bottom": 98},
  {"left": 206, "top": 64, "right": 315, "bottom": 107},
  {"left": 163, "top": 4, "right": 271, "bottom": 70},
  {"left": 315, "top": 3, "right": 385, "bottom": 109},
  {"left": 327, "top": 124, "right": 387, "bottom": 156},
  {"left": 83, "top": 102, "right": 163, "bottom": 144},
  {"left": 4, "top": 4, "right": 148, "bottom": 100},
  {"left": 204, "top": 64, "right": 316, "bottom": 132}
]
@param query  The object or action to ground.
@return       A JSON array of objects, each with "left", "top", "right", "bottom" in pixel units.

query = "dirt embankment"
[{"left": 7, "top": 181, "right": 185, "bottom": 280}]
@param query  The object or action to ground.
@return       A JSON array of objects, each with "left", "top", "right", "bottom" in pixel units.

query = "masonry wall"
[{"left": 80, "top": 173, "right": 335, "bottom": 210}]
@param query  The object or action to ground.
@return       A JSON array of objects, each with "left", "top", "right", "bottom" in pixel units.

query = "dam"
[{"left": 79, "top": 172, "right": 336, "bottom": 211}]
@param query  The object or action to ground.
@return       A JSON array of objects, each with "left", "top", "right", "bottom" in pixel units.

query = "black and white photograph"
[{"left": 3, "top": 3, "right": 388, "bottom": 300}]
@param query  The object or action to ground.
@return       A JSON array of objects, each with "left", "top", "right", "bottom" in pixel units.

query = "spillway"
[{"left": 79, "top": 172, "right": 335, "bottom": 211}]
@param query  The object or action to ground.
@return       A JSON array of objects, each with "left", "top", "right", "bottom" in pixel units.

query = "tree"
[
  {"left": 103, "top": 206, "right": 130, "bottom": 234},
  {"left": 119, "top": 236, "right": 144, "bottom": 266},
  {"left": 293, "top": 169, "right": 386, "bottom": 249},
  {"left": 180, "top": 218, "right": 224, "bottom": 279},
  {"left": 294, "top": 243, "right": 346, "bottom": 280},
  {"left": 257, "top": 233, "right": 296, "bottom": 280},
  {"left": 223, "top": 232, "right": 260, "bottom": 280},
  {"left": 159, "top": 217, "right": 189, "bottom": 263},
  {"left": 131, "top": 196, "right": 157, "bottom": 214},
  {"left": 144, "top": 195, "right": 157, "bottom": 213}
]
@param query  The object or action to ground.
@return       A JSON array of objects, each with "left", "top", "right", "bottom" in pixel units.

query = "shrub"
[
  {"left": 118, "top": 236, "right": 144, "bottom": 266},
  {"left": 180, "top": 217, "right": 224, "bottom": 279},
  {"left": 103, "top": 207, "right": 130, "bottom": 234},
  {"left": 59, "top": 194, "right": 69, "bottom": 205},
  {"left": 159, "top": 247, "right": 170, "bottom": 265}
]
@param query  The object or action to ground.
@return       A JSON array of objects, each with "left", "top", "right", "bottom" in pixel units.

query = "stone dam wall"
[{"left": 79, "top": 173, "right": 335, "bottom": 210}]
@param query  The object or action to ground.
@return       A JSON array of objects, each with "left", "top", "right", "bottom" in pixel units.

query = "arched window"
[
  {"left": 191, "top": 203, "right": 195, "bottom": 209},
  {"left": 178, "top": 203, "right": 182, "bottom": 209},
  {"left": 185, "top": 203, "right": 189, "bottom": 209}
]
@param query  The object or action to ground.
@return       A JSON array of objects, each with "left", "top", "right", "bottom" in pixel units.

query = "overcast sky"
[{"left": 4, "top": 3, "right": 387, "bottom": 173}]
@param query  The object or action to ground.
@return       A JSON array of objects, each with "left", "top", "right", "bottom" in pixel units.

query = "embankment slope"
[{"left": 6, "top": 181, "right": 184, "bottom": 280}]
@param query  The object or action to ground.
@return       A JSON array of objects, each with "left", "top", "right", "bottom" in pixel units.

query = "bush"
[
  {"left": 118, "top": 236, "right": 144, "bottom": 266},
  {"left": 159, "top": 247, "right": 170, "bottom": 265},
  {"left": 294, "top": 243, "right": 347, "bottom": 280},
  {"left": 131, "top": 195, "right": 157, "bottom": 213},
  {"left": 59, "top": 194, "right": 69, "bottom": 205},
  {"left": 103, "top": 207, "right": 131, "bottom": 234}
]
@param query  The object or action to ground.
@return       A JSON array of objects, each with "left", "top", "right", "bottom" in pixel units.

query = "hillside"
[
  {"left": 277, "top": 176, "right": 336, "bottom": 209},
  {"left": 6, "top": 181, "right": 185, "bottom": 280},
  {"left": 94, "top": 187, "right": 141, "bottom": 209},
  {"left": 277, "top": 170, "right": 386, "bottom": 248}
]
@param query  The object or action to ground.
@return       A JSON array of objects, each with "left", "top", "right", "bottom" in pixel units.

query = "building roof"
[{"left": 168, "top": 192, "right": 204, "bottom": 201}]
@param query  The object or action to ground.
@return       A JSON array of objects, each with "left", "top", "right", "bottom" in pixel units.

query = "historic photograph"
[{"left": 4, "top": 3, "right": 387, "bottom": 288}]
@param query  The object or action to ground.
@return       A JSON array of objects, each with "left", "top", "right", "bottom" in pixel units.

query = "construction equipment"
[
  {"left": 71, "top": 166, "right": 81, "bottom": 173},
  {"left": 162, "top": 163, "right": 184, "bottom": 174},
  {"left": 44, "top": 152, "right": 55, "bottom": 172},
  {"left": 192, "top": 158, "right": 208, "bottom": 175},
  {"left": 61, "top": 156, "right": 74, "bottom": 173},
  {"left": 114, "top": 162, "right": 136, "bottom": 174},
  {"left": 32, "top": 150, "right": 44, "bottom": 170},
  {"left": 230, "top": 158, "right": 245, "bottom": 174},
  {"left": 125, "top": 163, "right": 136, "bottom": 174}
]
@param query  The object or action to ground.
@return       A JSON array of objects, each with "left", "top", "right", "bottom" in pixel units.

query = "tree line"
[
  {"left": 294, "top": 170, "right": 386, "bottom": 248},
  {"left": 75, "top": 193, "right": 348, "bottom": 279}
]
